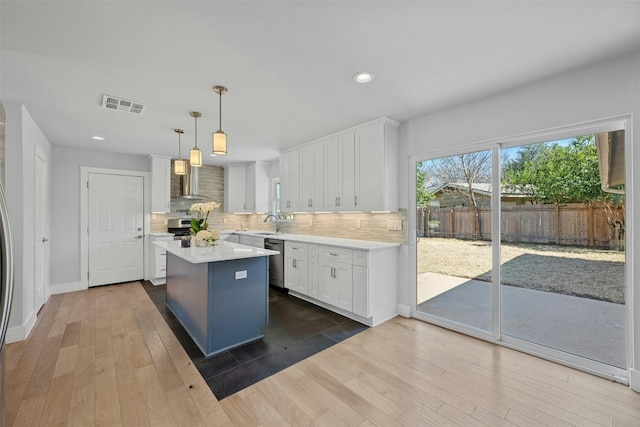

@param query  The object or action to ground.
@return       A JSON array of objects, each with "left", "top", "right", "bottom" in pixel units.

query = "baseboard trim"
[
  {"left": 6, "top": 308, "right": 38, "bottom": 344},
  {"left": 397, "top": 303, "right": 411, "bottom": 318},
  {"left": 630, "top": 368, "right": 640, "bottom": 392},
  {"left": 48, "top": 281, "right": 86, "bottom": 296}
]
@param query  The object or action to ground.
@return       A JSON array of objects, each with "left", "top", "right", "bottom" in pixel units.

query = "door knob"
[
  {"left": 135, "top": 235, "right": 143, "bottom": 239},
  {"left": 41, "top": 238, "right": 49, "bottom": 243}
]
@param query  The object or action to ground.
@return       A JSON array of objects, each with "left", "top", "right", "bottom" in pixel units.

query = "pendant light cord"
[{"left": 218, "top": 90, "right": 222, "bottom": 132}]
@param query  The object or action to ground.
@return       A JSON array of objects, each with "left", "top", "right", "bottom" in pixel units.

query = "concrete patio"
[{"left": 417, "top": 272, "right": 626, "bottom": 368}]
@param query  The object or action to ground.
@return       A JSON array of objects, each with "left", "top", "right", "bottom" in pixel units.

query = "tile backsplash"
[
  {"left": 151, "top": 162, "right": 406, "bottom": 244},
  {"left": 152, "top": 209, "right": 407, "bottom": 244}
]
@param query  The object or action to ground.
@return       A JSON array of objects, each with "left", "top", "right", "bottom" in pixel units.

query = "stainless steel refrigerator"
[{"left": 0, "top": 180, "right": 14, "bottom": 426}]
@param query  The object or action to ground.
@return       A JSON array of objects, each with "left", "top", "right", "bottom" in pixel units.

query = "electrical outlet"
[
  {"left": 163, "top": 218, "right": 168, "bottom": 225},
  {"left": 309, "top": 218, "right": 313, "bottom": 226},
  {"left": 223, "top": 217, "right": 227, "bottom": 224},
  {"left": 235, "top": 270, "right": 247, "bottom": 280},
  {"left": 387, "top": 219, "right": 403, "bottom": 231},
  {"left": 356, "top": 219, "right": 361, "bottom": 229}
]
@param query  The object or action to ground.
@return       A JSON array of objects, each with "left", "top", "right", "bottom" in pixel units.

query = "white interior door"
[
  {"left": 34, "top": 148, "right": 48, "bottom": 311},
  {"left": 88, "top": 173, "right": 144, "bottom": 287}
]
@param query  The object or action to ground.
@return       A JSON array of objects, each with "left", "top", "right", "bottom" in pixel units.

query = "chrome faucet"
[{"left": 263, "top": 214, "right": 280, "bottom": 233}]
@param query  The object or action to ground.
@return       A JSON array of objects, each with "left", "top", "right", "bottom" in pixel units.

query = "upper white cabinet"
[
  {"left": 280, "top": 150, "right": 300, "bottom": 212},
  {"left": 150, "top": 155, "right": 171, "bottom": 213},
  {"left": 355, "top": 120, "right": 399, "bottom": 212},
  {"left": 300, "top": 142, "right": 324, "bottom": 211},
  {"left": 280, "top": 117, "right": 398, "bottom": 213},
  {"left": 247, "top": 162, "right": 270, "bottom": 213},
  {"left": 224, "top": 164, "right": 247, "bottom": 213},
  {"left": 324, "top": 133, "right": 355, "bottom": 211},
  {"left": 224, "top": 162, "right": 270, "bottom": 213}
]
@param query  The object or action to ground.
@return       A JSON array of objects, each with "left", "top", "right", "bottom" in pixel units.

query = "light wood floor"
[{"left": 6, "top": 282, "right": 640, "bottom": 426}]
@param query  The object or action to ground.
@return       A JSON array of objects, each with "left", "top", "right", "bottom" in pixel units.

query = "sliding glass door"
[
  {"left": 414, "top": 149, "right": 494, "bottom": 335},
  {"left": 413, "top": 124, "right": 628, "bottom": 378}
]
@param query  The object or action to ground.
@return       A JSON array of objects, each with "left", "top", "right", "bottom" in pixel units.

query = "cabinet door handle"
[
  {"left": 354, "top": 195, "right": 358, "bottom": 206},
  {"left": 338, "top": 196, "right": 341, "bottom": 207}
]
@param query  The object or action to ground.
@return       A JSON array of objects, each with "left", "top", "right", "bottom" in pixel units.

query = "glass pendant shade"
[
  {"left": 190, "top": 147, "right": 202, "bottom": 167},
  {"left": 212, "top": 131, "right": 227, "bottom": 156},
  {"left": 174, "top": 159, "right": 187, "bottom": 175},
  {"left": 211, "top": 86, "right": 228, "bottom": 156},
  {"left": 174, "top": 128, "right": 186, "bottom": 175},
  {"left": 189, "top": 111, "right": 203, "bottom": 167}
]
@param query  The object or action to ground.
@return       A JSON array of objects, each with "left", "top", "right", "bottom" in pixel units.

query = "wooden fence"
[{"left": 417, "top": 203, "right": 624, "bottom": 249}]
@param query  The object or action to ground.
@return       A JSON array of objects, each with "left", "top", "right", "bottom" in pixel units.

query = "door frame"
[
  {"left": 34, "top": 146, "right": 48, "bottom": 310},
  {"left": 80, "top": 167, "right": 150, "bottom": 289},
  {"left": 408, "top": 115, "right": 633, "bottom": 383}
]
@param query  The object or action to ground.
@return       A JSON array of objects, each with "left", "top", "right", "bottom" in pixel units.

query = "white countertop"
[
  {"left": 225, "top": 230, "right": 400, "bottom": 251},
  {"left": 154, "top": 240, "right": 279, "bottom": 264}
]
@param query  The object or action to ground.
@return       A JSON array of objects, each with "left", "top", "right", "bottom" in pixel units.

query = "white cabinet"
[
  {"left": 224, "top": 162, "right": 270, "bottom": 213},
  {"left": 300, "top": 142, "right": 324, "bottom": 211},
  {"left": 286, "top": 240, "right": 398, "bottom": 327},
  {"left": 247, "top": 162, "right": 270, "bottom": 213},
  {"left": 239, "top": 234, "right": 264, "bottom": 248},
  {"left": 354, "top": 120, "right": 399, "bottom": 212},
  {"left": 318, "top": 246, "right": 353, "bottom": 311},
  {"left": 150, "top": 155, "right": 171, "bottom": 213},
  {"left": 324, "top": 133, "right": 355, "bottom": 211},
  {"left": 280, "top": 117, "right": 398, "bottom": 213},
  {"left": 352, "top": 250, "right": 369, "bottom": 318},
  {"left": 285, "top": 241, "right": 308, "bottom": 294},
  {"left": 280, "top": 150, "right": 301, "bottom": 212},
  {"left": 224, "top": 165, "right": 247, "bottom": 213},
  {"left": 149, "top": 234, "right": 174, "bottom": 285},
  {"left": 307, "top": 244, "right": 319, "bottom": 299},
  {"left": 224, "top": 233, "right": 240, "bottom": 243}
]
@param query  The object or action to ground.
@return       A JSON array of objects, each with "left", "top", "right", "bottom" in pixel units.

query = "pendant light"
[
  {"left": 189, "top": 111, "right": 203, "bottom": 167},
  {"left": 211, "top": 85, "right": 228, "bottom": 156},
  {"left": 173, "top": 129, "right": 186, "bottom": 175}
]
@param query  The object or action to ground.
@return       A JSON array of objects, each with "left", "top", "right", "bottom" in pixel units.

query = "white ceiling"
[{"left": 1, "top": 1, "right": 639, "bottom": 166}]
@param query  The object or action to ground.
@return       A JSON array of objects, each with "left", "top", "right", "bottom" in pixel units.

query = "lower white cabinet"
[
  {"left": 238, "top": 234, "right": 264, "bottom": 248},
  {"left": 285, "top": 241, "right": 308, "bottom": 294},
  {"left": 286, "top": 240, "right": 397, "bottom": 327},
  {"left": 352, "top": 265, "right": 369, "bottom": 318},
  {"left": 307, "top": 245, "right": 319, "bottom": 299},
  {"left": 318, "top": 246, "right": 353, "bottom": 311},
  {"left": 150, "top": 234, "right": 174, "bottom": 285}
]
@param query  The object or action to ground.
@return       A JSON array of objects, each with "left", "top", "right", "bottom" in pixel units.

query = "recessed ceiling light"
[
  {"left": 92, "top": 136, "right": 104, "bottom": 141},
  {"left": 353, "top": 71, "right": 375, "bottom": 84}
]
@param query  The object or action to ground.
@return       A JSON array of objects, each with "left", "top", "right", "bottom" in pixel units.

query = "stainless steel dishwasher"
[{"left": 264, "top": 238, "right": 285, "bottom": 288}]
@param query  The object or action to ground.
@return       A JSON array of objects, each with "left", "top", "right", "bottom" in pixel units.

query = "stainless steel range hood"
[{"left": 172, "top": 160, "right": 209, "bottom": 200}]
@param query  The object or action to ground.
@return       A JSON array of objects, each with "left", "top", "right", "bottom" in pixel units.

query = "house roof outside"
[{"left": 429, "top": 182, "right": 529, "bottom": 199}]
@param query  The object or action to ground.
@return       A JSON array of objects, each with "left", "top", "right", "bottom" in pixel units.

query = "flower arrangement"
[
  {"left": 195, "top": 229, "right": 220, "bottom": 246},
  {"left": 189, "top": 201, "right": 220, "bottom": 235}
]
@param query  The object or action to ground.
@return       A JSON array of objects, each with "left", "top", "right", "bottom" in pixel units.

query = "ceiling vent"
[{"left": 101, "top": 94, "right": 147, "bottom": 115}]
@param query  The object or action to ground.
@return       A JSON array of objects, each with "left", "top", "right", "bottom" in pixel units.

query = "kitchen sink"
[{"left": 252, "top": 232, "right": 278, "bottom": 235}]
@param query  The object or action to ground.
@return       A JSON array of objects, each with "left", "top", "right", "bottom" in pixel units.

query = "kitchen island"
[{"left": 154, "top": 240, "right": 279, "bottom": 357}]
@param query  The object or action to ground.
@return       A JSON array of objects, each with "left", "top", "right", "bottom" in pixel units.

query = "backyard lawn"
[{"left": 417, "top": 238, "right": 625, "bottom": 304}]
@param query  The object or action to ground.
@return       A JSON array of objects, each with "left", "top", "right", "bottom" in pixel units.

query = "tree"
[
  {"left": 422, "top": 151, "right": 492, "bottom": 239},
  {"left": 502, "top": 136, "right": 604, "bottom": 204},
  {"left": 416, "top": 161, "right": 434, "bottom": 208},
  {"left": 502, "top": 135, "right": 625, "bottom": 249}
]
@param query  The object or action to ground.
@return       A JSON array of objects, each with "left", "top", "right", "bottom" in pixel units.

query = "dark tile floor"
[{"left": 141, "top": 281, "right": 368, "bottom": 400}]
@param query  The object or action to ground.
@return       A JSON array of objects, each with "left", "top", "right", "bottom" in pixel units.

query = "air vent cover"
[{"left": 101, "top": 94, "right": 147, "bottom": 115}]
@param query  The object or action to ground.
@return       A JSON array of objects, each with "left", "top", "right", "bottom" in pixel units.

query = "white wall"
[
  {"left": 3, "top": 102, "right": 52, "bottom": 342},
  {"left": 50, "top": 146, "right": 149, "bottom": 289},
  {"left": 397, "top": 49, "right": 640, "bottom": 389}
]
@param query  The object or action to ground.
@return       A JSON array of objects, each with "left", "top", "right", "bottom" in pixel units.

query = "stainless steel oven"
[
  {"left": 167, "top": 218, "right": 191, "bottom": 239},
  {"left": 264, "top": 238, "right": 285, "bottom": 288}
]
